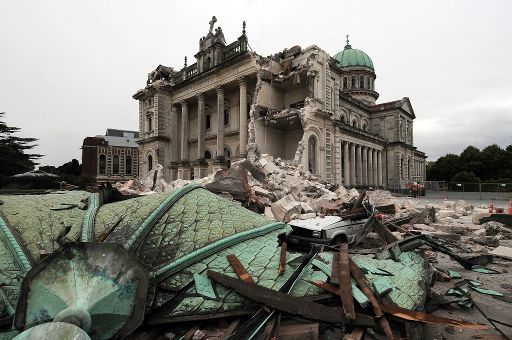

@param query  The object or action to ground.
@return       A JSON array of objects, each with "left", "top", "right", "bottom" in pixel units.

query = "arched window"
[
  {"left": 146, "top": 116, "right": 152, "bottom": 132},
  {"left": 362, "top": 123, "right": 367, "bottom": 131},
  {"left": 125, "top": 155, "right": 132, "bottom": 175},
  {"left": 351, "top": 119, "right": 357, "bottom": 127},
  {"left": 308, "top": 135, "right": 317, "bottom": 174},
  {"left": 224, "top": 147, "right": 231, "bottom": 159},
  {"left": 99, "top": 154, "right": 106, "bottom": 175},
  {"left": 400, "top": 157, "right": 404, "bottom": 179},
  {"left": 204, "top": 56, "right": 211, "bottom": 70},
  {"left": 206, "top": 114, "right": 211, "bottom": 130},
  {"left": 359, "top": 76, "right": 365, "bottom": 89},
  {"left": 341, "top": 115, "right": 346, "bottom": 124},
  {"left": 343, "top": 77, "right": 347, "bottom": 90},
  {"left": 113, "top": 155, "right": 120, "bottom": 175},
  {"left": 148, "top": 154, "right": 153, "bottom": 172},
  {"left": 351, "top": 76, "right": 356, "bottom": 89},
  {"left": 204, "top": 150, "right": 212, "bottom": 159}
]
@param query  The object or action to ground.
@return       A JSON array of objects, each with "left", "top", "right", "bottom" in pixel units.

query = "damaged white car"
[{"left": 287, "top": 212, "right": 373, "bottom": 246}]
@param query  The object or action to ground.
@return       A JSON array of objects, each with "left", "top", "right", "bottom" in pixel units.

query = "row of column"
[
  {"left": 171, "top": 78, "right": 248, "bottom": 179},
  {"left": 400, "top": 156, "right": 425, "bottom": 181},
  {"left": 342, "top": 141, "right": 383, "bottom": 187},
  {"left": 413, "top": 159, "right": 425, "bottom": 178}
]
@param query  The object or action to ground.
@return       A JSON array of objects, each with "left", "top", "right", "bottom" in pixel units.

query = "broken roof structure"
[{"left": 0, "top": 185, "right": 436, "bottom": 338}]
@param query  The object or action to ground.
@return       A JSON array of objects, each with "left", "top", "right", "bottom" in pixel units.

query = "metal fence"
[
  {"left": 425, "top": 181, "right": 512, "bottom": 193},
  {"left": 446, "top": 182, "right": 512, "bottom": 193},
  {"left": 424, "top": 181, "right": 446, "bottom": 191}
]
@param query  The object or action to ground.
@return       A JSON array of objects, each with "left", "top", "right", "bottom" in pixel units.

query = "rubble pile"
[{"left": 108, "top": 157, "right": 512, "bottom": 338}]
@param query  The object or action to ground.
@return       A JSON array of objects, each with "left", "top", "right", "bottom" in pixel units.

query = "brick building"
[{"left": 81, "top": 129, "right": 139, "bottom": 183}]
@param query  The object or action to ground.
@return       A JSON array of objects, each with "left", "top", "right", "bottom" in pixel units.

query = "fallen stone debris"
[{"left": 1, "top": 156, "right": 511, "bottom": 339}]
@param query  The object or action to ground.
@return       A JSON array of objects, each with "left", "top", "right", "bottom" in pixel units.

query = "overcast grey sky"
[{"left": 1, "top": 0, "right": 511, "bottom": 166}]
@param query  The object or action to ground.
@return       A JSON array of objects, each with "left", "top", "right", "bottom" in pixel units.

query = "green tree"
[
  {"left": 0, "top": 112, "right": 41, "bottom": 176},
  {"left": 57, "top": 159, "right": 81, "bottom": 176},
  {"left": 480, "top": 144, "right": 507, "bottom": 180},
  {"left": 426, "top": 154, "right": 463, "bottom": 182},
  {"left": 451, "top": 171, "right": 480, "bottom": 183},
  {"left": 460, "top": 146, "right": 485, "bottom": 178}
]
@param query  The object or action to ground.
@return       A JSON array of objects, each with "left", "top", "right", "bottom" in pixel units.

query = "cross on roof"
[
  {"left": 346, "top": 34, "right": 350, "bottom": 45},
  {"left": 209, "top": 16, "right": 217, "bottom": 34}
]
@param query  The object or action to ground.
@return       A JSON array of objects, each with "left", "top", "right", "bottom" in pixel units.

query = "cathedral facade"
[{"left": 133, "top": 17, "right": 426, "bottom": 189}]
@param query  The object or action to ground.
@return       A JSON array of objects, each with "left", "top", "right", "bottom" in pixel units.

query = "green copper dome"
[{"left": 334, "top": 38, "right": 374, "bottom": 70}]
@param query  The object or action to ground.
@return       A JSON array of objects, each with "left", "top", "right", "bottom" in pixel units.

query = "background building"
[
  {"left": 133, "top": 17, "right": 426, "bottom": 189},
  {"left": 81, "top": 129, "right": 139, "bottom": 183}
]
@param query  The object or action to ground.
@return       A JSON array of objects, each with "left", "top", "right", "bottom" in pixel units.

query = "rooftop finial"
[
  {"left": 184, "top": 56, "right": 187, "bottom": 68},
  {"left": 242, "top": 20, "right": 246, "bottom": 35},
  {"left": 345, "top": 34, "right": 351, "bottom": 49},
  {"left": 209, "top": 16, "right": 217, "bottom": 35}
]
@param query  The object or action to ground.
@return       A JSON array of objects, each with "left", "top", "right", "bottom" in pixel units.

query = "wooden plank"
[
  {"left": 223, "top": 319, "right": 241, "bottom": 339},
  {"left": 277, "top": 322, "right": 319, "bottom": 340},
  {"left": 331, "top": 252, "right": 340, "bottom": 285},
  {"left": 349, "top": 259, "right": 395, "bottom": 340},
  {"left": 339, "top": 242, "right": 356, "bottom": 320},
  {"left": 380, "top": 300, "right": 489, "bottom": 330},
  {"left": 306, "top": 280, "right": 369, "bottom": 309},
  {"left": 226, "top": 254, "right": 255, "bottom": 284},
  {"left": 351, "top": 191, "right": 366, "bottom": 211},
  {"left": 279, "top": 241, "right": 287, "bottom": 275},
  {"left": 343, "top": 328, "right": 365, "bottom": 340},
  {"left": 207, "top": 270, "right": 375, "bottom": 327},
  {"left": 149, "top": 308, "right": 260, "bottom": 325},
  {"left": 184, "top": 325, "right": 200, "bottom": 340},
  {"left": 373, "top": 219, "right": 398, "bottom": 245}
]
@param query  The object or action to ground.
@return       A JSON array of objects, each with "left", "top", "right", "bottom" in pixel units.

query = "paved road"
[{"left": 394, "top": 191, "right": 511, "bottom": 209}]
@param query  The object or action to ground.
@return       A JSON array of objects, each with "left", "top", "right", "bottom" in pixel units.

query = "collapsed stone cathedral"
[{"left": 133, "top": 17, "right": 426, "bottom": 190}]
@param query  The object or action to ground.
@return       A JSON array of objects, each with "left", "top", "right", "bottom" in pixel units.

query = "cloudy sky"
[{"left": 1, "top": 0, "right": 511, "bottom": 166}]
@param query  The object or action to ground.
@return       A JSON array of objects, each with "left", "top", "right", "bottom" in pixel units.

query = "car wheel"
[{"left": 331, "top": 234, "right": 348, "bottom": 245}]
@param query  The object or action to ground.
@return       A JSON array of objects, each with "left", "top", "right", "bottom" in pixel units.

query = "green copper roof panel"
[
  {"left": 153, "top": 227, "right": 330, "bottom": 320},
  {"left": 316, "top": 251, "right": 428, "bottom": 310},
  {"left": 0, "top": 191, "right": 88, "bottom": 261},
  {"left": 132, "top": 186, "right": 270, "bottom": 271},
  {"left": 96, "top": 192, "right": 170, "bottom": 243}
]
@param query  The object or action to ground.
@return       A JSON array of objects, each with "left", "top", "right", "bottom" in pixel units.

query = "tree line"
[
  {"left": 1, "top": 112, "right": 93, "bottom": 188},
  {"left": 426, "top": 144, "right": 512, "bottom": 183}
]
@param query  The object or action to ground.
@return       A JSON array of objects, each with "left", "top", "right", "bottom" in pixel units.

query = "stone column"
[
  {"left": 350, "top": 143, "right": 356, "bottom": 186},
  {"left": 378, "top": 150, "right": 383, "bottom": 187},
  {"left": 196, "top": 93, "right": 205, "bottom": 161},
  {"left": 216, "top": 87, "right": 224, "bottom": 158},
  {"left": 178, "top": 100, "right": 191, "bottom": 180},
  {"left": 362, "top": 146, "right": 368, "bottom": 187},
  {"left": 368, "top": 148, "right": 373, "bottom": 186},
  {"left": 356, "top": 145, "right": 362, "bottom": 187},
  {"left": 170, "top": 105, "right": 179, "bottom": 181},
  {"left": 239, "top": 78, "right": 248, "bottom": 158},
  {"left": 180, "top": 101, "right": 189, "bottom": 161},
  {"left": 194, "top": 93, "right": 208, "bottom": 179},
  {"left": 213, "top": 87, "right": 228, "bottom": 171},
  {"left": 373, "top": 149, "right": 378, "bottom": 187},
  {"left": 343, "top": 142, "right": 350, "bottom": 186}
]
